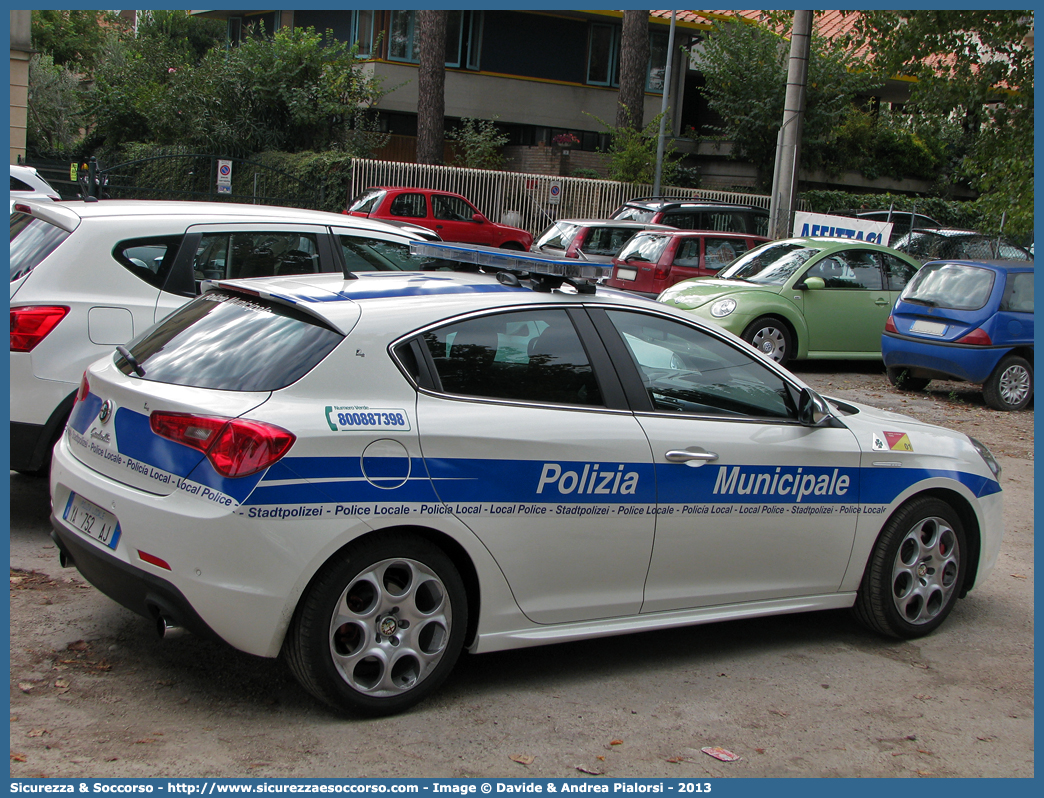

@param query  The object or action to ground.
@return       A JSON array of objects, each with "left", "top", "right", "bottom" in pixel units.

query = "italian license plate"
[
  {"left": 616, "top": 267, "right": 637, "bottom": 282},
  {"left": 910, "top": 320, "right": 948, "bottom": 336},
  {"left": 63, "top": 492, "right": 121, "bottom": 550}
]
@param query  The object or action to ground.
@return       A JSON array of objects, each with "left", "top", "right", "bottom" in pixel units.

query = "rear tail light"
[
  {"left": 653, "top": 262, "right": 672, "bottom": 282},
  {"left": 150, "top": 412, "right": 296, "bottom": 478},
  {"left": 957, "top": 327, "right": 992, "bottom": 346},
  {"left": 13, "top": 202, "right": 33, "bottom": 214},
  {"left": 10, "top": 306, "right": 70, "bottom": 352},
  {"left": 884, "top": 315, "right": 897, "bottom": 333}
]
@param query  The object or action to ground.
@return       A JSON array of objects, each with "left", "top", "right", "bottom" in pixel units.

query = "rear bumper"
[
  {"left": 49, "top": 517, "right": 221, "bottom": 643},
  {"left": 882, "top": 333, "right": 1009, "bottom": 384}
]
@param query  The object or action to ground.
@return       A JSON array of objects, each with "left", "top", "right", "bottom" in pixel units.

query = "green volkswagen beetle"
[{"left": 657, "top": 237, "right": 922, "bottom": 366}]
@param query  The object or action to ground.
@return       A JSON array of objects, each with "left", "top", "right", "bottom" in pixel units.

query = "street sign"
[
  {"left": 217, "top": 159, "right": 232, "bottom": 195},
  {"left": 548, "top": 180, "right": 562, "bottom": 206}
]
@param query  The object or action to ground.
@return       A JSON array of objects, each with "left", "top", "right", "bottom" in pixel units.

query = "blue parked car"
[{"left": 883, "top": 259, "right": 1034, "bottom": 410}]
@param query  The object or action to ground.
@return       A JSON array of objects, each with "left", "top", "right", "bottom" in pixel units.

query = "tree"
[
  {"left": 416, "top": 11, "right": 447, "bottom": 164},
  {"left": 26, "top": 54, "right": 82, "bottom": 157},
  {"left": 616, "top": 10, "right": 650, "bottom": 131},
  {"left": 696, "top": 14, "right": 881, "bottom": 187},
  {"left": 447, "top": 118, "right": 508, "bottom": 169},
  {"left": 32, "top": 10, "right": 127, "bottom": 74},
  {"left": 849, "top": 11, "right": 1034, "bottom": 236},
  {"left": 84, "top": 25, "right": 387, "bottom": 157},
  {"left": 588, "top": 112, "right": 678, "bottom": 184}
]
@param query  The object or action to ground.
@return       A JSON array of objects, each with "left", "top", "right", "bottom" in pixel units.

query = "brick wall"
[{"left": 502, "top": 145, "right": 609, "bottom": 179}]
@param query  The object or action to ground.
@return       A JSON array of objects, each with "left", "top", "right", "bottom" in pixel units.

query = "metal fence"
[{"left": 349, "top": 159, "right": 774, "bottom": 237}]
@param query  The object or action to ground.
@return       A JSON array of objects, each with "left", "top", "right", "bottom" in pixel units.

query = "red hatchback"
[
  {"left": 605, "top": 229, "right": 769, "bottom": 297},
  {"left": 346, "top": 187, "right": 532, "bottom": 250}
]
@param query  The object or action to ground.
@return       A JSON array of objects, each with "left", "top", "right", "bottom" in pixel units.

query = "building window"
[
  {"left": 647, "top": 32, "right": 669, "bottom": 91},
  {"left": 587, "top": 23, "right": 620, "bottom": 86},
  {"left": 353, "top": 10, "right": 374, "bottom": 57},
  {"left": 388, "top": 10, "right": 418, "bottom": 62},
  {"left": 388, "top": 10, "right": 478, "bottom": 68},
  {"left": 466, "top": 12, "right": 483, "bottom": 70}
]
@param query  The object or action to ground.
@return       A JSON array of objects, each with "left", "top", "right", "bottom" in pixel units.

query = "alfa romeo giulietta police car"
[{"left": 49, "top": 244, "right": 1005, "bottom": 716}]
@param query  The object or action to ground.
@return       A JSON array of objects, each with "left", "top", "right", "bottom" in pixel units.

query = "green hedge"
[{"left": 800, "top": 190, "right": 984, "bottom": 231}]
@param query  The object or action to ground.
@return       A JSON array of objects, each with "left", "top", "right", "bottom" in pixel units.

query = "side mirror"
[
  {"left": 798, "top": 387, "right": 832, "bottom": 427},
  {"left": 472, "top": 213, "right": 484, "bottom": 223},
  {"left": 801, "top": 276, "right": 826, "bottom": 291}
]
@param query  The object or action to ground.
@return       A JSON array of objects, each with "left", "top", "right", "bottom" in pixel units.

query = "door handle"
[
  {"left": 875, "top": 297, "right": 889, "bottom": 306},
  {"left": 665, "top": 448, "right": 719, "bottom": 465}
]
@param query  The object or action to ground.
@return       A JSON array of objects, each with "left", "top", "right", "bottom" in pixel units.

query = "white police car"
[{"left": 49, "top": 244, "right": 1005, "bottom": 717}]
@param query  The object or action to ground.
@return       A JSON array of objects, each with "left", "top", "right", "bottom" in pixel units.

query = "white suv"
[
  {"left": 10, "top": 164, "right": 62, "bottom": 210},
  {"left": 10, "top": 199, "right": 432, "bottom": 475}
]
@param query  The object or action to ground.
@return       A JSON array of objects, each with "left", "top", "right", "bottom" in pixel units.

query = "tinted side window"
[
  {"left": 11, "top": 176, "right": 33, "bottom": 191},
  {"left": 431, "top": 194, "right": 476, "bottom": 221},
  {"left": 1002, "top": 272, "right": 1034, "bottom": 313},
  {"left": 882, "top": 253, "right": 918, "bottom": 291},
  {"left": 605, "top": 310, "right": 795, "bottom": 419},
  {"left": 661, "top": 211, "right": 695, "bottom": 230},
  {"left": 194, "top": 232, "right": 324, "bottom": 281},
  {"left": 389, "top": 193, "right": 427, "bottom": 218},
  {"left": 421, "top": 309, "right": 603, "bottom": 406},
  {"left": 752, "top": 212, "right": 769, "bottom": 237},
  {"left": 113, "top": 235, "right": 182, "bottom": 289},
  {"left": 339, "top": 235, "right": 433, "bottom": 271},
  {"left": 807, "top": 251, "right": 883, "bottom": 290},
  {"left": 672, "top": 238, "right": 702, "bottom": 267},
  {"left": 584, "top": 226, "right": 639, "bottom": 256},
  {"left": 704, "top": 238, "right": 749, "bottom": 270}
]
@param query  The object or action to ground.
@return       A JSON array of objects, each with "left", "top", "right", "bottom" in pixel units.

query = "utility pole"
[
  {"left": 768, "top": 11, "right": 812, "bottom": 239},
  {"left": 653, "top": 11, "right": 677, "bottom": 195}
]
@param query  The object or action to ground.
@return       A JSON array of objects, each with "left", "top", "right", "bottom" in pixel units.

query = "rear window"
[
  {"left": 900, "top": 263, "right": 996, "bottom": 311},
  {"left": 617, "top": 233, "right": 670, "bottom": 263},
  {"left": 611, "top": 205, "right": 655, "bottom": 223},
  {"left": 535, "top": 222, "right": 580, "bottom": 251},
  {"left": 347, "top": 189, "right": 385, "bottom": 215},
  {"left": 10, "top": 214, "right": 71, "bottom": 281},
  {"left": 117, "top": 291, "right": 343, "bottom": 391}
]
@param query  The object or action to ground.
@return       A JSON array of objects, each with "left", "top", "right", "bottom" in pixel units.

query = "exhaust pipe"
[
  {"left": 58, "top": 548, "right": 74, "bottom": 568},
  {"left": 156, "top": 615, "right": 186, "bottom": 640}
]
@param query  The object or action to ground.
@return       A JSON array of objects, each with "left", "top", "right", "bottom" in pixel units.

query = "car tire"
[
  {"left": 983, "top": 355, "right": 1032, "bottom": 411},
  {"left": 886, "top": 367, "right": 930, "bottom": 393},
  {"left": 852, "top": 496, "right": 966, "bottom": 639},
  {"left": 742, "top": 317, "right": 793, "bottom": 366},
  {"left": 284, "top": 533, "right": 468, "bottom": 717},
  {"left": 500, "top": 242, "right": 525, "bottom": 251}
]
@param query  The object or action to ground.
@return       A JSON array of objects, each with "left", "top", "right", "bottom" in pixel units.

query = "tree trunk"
[
  {"left": 616, "top": 10, "right": 650, "bottom": 131},
  {"left": 416, "top": 10, "right": 447, "bottom": 165}
]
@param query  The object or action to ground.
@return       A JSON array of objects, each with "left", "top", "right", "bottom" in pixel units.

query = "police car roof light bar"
[{"left": 409, "top": 241, "right": 607, "bottom": 294}]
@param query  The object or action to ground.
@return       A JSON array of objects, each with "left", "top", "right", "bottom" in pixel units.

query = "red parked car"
[
  {"left": 605, "top": 229, "right": 770, "bottom": 297},
  {"left": 346, "top": 187, "right": 532, "bottom": 250}
]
